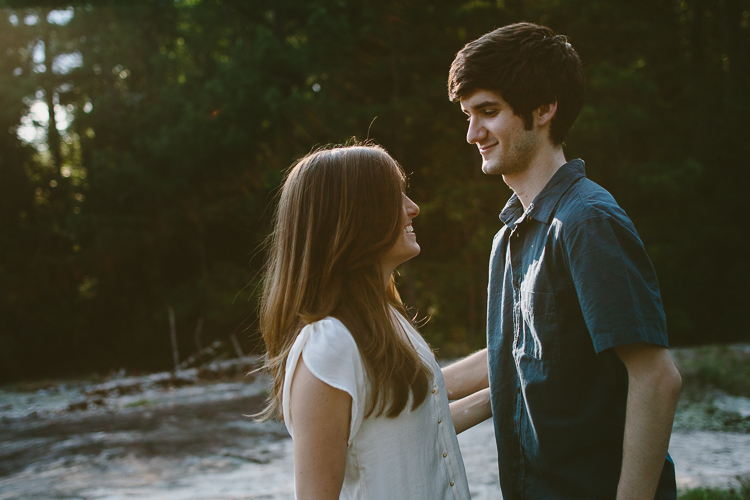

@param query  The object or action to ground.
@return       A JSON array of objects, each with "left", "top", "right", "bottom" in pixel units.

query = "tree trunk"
[
  {"left": 41, "top": 9, "right": 62, "bottom": 173},
  {"left": 168, "top": 307, "right": 180, "bottom": 371}
]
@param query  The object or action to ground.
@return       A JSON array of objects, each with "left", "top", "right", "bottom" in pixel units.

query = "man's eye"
[{"left": 483, "top": 109, "right": 497, "bottom": 116}]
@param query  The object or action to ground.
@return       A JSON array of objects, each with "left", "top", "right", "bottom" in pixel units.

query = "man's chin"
[
  {"left": 482, "top": 160, "right": 503, "bottom": 175},
  {"left": 483, "top": 158, "right": 530, "bottom": 177}
]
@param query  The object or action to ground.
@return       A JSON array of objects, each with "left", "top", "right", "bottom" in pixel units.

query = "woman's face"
[{"left": 381, "top": 193, "right": 421, "bottom": 275}]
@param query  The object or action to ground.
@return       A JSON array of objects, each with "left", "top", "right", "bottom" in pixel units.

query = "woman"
[{"left": 257, "top": 144, "right": 490, "bottom": 499}]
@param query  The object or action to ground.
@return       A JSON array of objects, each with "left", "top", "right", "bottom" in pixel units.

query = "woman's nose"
[{"left": 405, "top": 195, "right": 419, "bottom": 218}]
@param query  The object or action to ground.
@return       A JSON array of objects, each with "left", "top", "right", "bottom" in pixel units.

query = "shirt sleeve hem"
[{"left": 593, "top": 329, "right": 670, "bottom": 354}]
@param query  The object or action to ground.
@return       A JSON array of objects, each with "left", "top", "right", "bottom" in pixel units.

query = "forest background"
[{"left": 0, "top": 0, "right": 748, "bottom": 383}]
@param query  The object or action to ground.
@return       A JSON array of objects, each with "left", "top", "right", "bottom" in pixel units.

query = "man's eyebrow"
[
  {"left": 462, "top": 100, "right": 501, "bottom": 113},
  {"left": 472, "top": 100, "right": 501, "bottom": 110}
]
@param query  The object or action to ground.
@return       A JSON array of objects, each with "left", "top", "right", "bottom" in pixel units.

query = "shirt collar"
[{"left": 499, "top": 159, "right": 587, "bottom": 227}]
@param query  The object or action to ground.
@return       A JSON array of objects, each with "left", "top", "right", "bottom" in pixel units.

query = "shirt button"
[
  {"left": 450, "top": 482, "right": 454, "bottom": 487},
  {"left": 443, "top": 452, "right": 447, "bottom": 458},
  {"left": 431, "top": 388, "right": 436, "bottom": 394},
  {"left": 438, "top": 419, "right": 441, "bottom": 424}
]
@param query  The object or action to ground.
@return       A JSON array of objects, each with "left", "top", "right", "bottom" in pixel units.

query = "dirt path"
[{"left": 1, "top": 376, "right": 749, "bottom": 499}]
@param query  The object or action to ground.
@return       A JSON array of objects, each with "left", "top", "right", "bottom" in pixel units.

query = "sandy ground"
[{"left": 1, "top": 374, "right": 749, "bottom": 499}]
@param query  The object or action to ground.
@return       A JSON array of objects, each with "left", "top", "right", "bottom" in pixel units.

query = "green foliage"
[
  {"left": 674, "top": 346, "right": 750, "bottom": 399},
  {"left": 672, "top": 346, "right": 750, "bottom": 433},
  {"left": 0, "top": 0, "right": 749, "bottom": 381},
  {"left": 674, "top": 398, "right": 750, "bottom": 434},
  {"left": 679, "top": 480, "right": 750, "bottom": 500},
  {"left": 124, "top": 398, "right": 151, "bottom": 408}
]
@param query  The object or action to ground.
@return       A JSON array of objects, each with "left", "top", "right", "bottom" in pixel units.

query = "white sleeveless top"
[{"left": 282, "top": 312, "right": 471, "bottom": 500}]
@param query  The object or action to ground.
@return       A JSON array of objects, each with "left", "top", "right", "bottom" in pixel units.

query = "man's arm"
[
  {"left": 614, "top": 342, "right": 682, "bottom": 500},
  {"left": 289, "top": 357, "right": 351, "bottom": 500},
  {"left": 441, "top": 348, "right": 489, "bottom": 400},
  {"left": 450, "top": 387, "right": 492, "bottom": 434}
]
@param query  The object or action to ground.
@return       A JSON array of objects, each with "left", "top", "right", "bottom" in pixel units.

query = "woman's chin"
[{"left": 403, "top": 246, "right": 421, "bottom": 263}]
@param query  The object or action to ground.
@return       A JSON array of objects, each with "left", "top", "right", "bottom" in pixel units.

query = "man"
[{"left": 441, "top": 22, "right": 682, "bottom": 500}]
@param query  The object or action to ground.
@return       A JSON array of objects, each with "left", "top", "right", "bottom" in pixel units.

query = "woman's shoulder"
[
  {"left": 282, "top": 317, "right": 367, "bottom": 445},
  {"left": 292, "top": 317, "right": 367, "bottom": 423},
  {"left": 300, "top": 316, "right": 358, "bottom": 355}
]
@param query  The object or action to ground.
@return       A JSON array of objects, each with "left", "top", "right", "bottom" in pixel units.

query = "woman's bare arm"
[{"left": 289, "top": 357, "right": 352, "bottom": 500}]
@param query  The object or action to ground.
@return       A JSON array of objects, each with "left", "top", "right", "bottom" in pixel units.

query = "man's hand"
[
  {"left": 441, "top": 348, "right": 490, "bottom": 400},
  {"left": 614, "top": 342, "right": 682, "bottom": 500}
]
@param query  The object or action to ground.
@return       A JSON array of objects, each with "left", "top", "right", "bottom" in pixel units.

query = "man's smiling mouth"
[{"left": 479, "top": 142, "right": 498, "bottom": 153}]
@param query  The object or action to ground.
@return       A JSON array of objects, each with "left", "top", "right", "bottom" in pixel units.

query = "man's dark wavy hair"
[{"left": 448, "top": 22, "right": 585, "bottom": 145}]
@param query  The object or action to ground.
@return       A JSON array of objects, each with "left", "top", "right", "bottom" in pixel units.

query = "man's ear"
[{"left": 536, "top": 102, "right": 558, "bottom": 127}]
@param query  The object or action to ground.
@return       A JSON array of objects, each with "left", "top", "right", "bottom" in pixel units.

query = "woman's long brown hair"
[{"left": 256, "top": 144, "right": 432, "bottom": 421}]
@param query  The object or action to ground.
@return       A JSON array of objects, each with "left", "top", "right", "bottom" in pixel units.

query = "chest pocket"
[{"left": 519, "top": 287, "right": 561, "bottom": 361}]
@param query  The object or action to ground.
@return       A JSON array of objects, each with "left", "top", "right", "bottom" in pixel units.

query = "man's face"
[{"left": 460, "top": 89, "right": 542, "bottom": 176}]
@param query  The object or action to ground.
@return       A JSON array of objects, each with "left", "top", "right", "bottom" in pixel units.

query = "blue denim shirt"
[{"left": 487, "top": 159, "right": 676, "bottom": 500}]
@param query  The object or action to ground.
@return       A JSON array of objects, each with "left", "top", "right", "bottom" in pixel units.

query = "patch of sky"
[
  {"left": 33, "top": 41, "right": 45, "bottom": 64},
  {"left": 53, "top": 52, "right": 83, "bottom": 74},
  {"left": 31, "top": 41, "right": 82, "bottom": 75},
  {"left": 18, "top": 101, "right": 49, "bottom": 144},
  {"left": 9, "top": 14, "right": 19, "bottom": 26},
  {"left": 54, "top": 103, "right": 71, "bottom": 131},
  {"left": 20, "top": 29, "right": 83, "bottom": 147},
  {"left": 17, "top": 99, "right": 73, "bottom": 145},
  {"left": 47, "top": 8, "right": 74, "bottom": 25}
]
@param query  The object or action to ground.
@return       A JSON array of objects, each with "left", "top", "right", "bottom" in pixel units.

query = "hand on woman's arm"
[
  {"left": 449, "top": 387, "right": 492, "bottom": 434},
  {"left": 289, "top": 357, "right": 351, "bottom": 500}
]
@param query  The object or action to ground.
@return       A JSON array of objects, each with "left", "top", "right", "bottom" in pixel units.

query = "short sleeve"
[
  {"left": 564, "top": 214, "right": 669, "bottom": 353},
  {"left": 282, "top": 318, "right": 367, "bottom": 445}
]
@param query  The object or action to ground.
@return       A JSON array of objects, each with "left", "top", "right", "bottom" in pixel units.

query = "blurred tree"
[{"left": 0, "top": 0, "right": 747, "bottom": 382}]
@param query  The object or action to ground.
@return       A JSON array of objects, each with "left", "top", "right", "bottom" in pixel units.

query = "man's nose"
[{"left": 466, "top": 118, "right": 485, "bottom": 144}]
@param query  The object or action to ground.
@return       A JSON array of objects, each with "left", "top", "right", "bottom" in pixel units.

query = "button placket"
[
  {"left": 433, "top": 381, "right": 460, "bottom": 499},
  {"left": 509, "top": 224, "right": 525, "bottom": 354},
  {"left": 435, "top": 383, "right": 444, "bottom": 426}
]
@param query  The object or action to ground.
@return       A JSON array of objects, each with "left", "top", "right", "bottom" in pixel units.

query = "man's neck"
[{"left": 503, "top": 146, "right": 567, "bottom": 210}]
